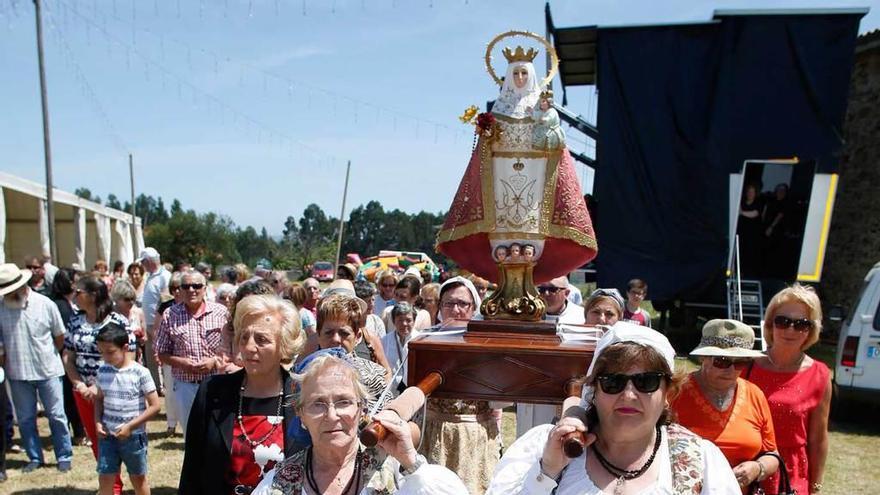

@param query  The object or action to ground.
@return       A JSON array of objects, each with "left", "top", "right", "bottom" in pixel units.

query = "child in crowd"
[
  {"left": 94, "top": 323, "right": 161, "bottom": 495},
  {"left": 623, "top": 278, "right": 652, "bottom": 327}
]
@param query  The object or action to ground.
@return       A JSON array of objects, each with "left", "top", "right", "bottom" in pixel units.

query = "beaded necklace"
[
  {"left": 591, "top": 425, "right": 662, "bottom": 495},
  {"left": 236, "top": 380, "right": 284, "bottom": 448}
]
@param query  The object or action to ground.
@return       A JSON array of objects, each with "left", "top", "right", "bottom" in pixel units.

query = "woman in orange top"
[{"left": 672, "top": 319, "right": 780, "bottom": 491}]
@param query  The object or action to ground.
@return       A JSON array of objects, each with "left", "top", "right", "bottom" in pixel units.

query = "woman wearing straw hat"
[{"left": 671, "top": 319, "right": 780, "bottom": 491}]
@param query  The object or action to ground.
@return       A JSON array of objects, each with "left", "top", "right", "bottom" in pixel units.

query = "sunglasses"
[
  {"left": 596, "top": 372, "right": 667, "bottom": 394},
  {"left": 711, "top": 357, "right": 751, "bottom": 370},
  {"left": 772, "top": 315, "right": 814, "bottom": 332},
  {"left": 537, "top": 286, "right": 563, "bottom": 295},
  {"left": 180, "top": 283, "right": 205, "bottom": 290}
]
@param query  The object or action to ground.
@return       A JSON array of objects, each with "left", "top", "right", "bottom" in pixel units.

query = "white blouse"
[{"left": 486, "top": 424, "right": 740, "bottom": 495}]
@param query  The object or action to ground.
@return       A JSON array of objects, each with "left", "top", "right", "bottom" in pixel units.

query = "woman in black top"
[
  {"left": 179, "top": 294, "right": 305, "bottom": 494},
  {"left": 50, "top": 268, "right": 87, "bottom": 446}
]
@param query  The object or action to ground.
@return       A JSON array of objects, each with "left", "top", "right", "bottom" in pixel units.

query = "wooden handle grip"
[
  {"left": 562, "top": 431, "right": 586, "bottom": 458},
  {"left": 417, "top": 371, "right": 443, "bottom": 395},
  {"left": 360, "top": 422, "right": 387, "bottom": 448},
  {"left": 359, "top": 371, "right": 443, "bottom": 447}
]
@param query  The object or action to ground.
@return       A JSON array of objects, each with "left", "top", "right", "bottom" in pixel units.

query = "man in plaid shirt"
[{"left": 154, "top": 270, "right": 229, "bottom": 438}]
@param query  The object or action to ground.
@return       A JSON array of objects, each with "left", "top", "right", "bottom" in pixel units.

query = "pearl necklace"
[{"left": 236, "top": 380, "right": 284, "bottom": 448}]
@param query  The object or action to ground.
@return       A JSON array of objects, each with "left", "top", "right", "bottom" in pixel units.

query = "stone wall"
[{"left": 820, "top": 30, "right": 880, "bottom": 313}]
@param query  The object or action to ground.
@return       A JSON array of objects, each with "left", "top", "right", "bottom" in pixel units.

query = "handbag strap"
[{"left": 758, "top": 451, "right": 794, "bottom": 494}]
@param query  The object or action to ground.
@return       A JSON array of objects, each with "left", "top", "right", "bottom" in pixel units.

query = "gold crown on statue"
[
  {"left": 540, "top": 89, "right": 554, "bottom": 99},
  {"left": 502, "top": 45, "right": 538, "bottom": 63}
]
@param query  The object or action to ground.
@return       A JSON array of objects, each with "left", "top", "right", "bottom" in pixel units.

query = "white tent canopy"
[{"left": 0, "top": 171, "right": 144, "bottom": 269}]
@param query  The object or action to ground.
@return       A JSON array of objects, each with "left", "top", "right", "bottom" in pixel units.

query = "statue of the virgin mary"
[{"left": 437, "top": 31, "right": 597, "bottom": 321}]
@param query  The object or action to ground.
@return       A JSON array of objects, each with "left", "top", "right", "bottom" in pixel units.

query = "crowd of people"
[{"left": 0, "top": 251, "right": 832, "bottom": 495}]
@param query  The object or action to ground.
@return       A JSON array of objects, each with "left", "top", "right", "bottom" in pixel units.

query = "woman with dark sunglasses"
[
  {"left": 488, "top": 322, "right": 740, "bottom": 494},
  {"left": 747, "top": 285, "right": 831, "bottom": 495},
  {"left": 671, "top": 319, "right": 780, "bottom": 491}
]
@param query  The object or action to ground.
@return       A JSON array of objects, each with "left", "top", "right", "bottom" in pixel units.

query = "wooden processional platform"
[{"left": 407, "top": 320, "right": 596, "bottom": 404}]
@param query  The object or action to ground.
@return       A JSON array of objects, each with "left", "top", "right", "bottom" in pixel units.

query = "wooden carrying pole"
[{"left": 359, "top": 371, "right": 443, "bottom": 447}]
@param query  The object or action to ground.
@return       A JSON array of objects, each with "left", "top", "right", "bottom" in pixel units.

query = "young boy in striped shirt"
[{"left": 94, "top": 323, "right": 160, "bottom": 495}]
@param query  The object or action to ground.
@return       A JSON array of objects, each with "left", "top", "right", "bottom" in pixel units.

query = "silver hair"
[
  {"left": 181, "top": 269, "right": 207, "bottom": 286},
  {"left": 110, "top": 280, "right": 136, "bottom": 302},
  {"left": 290, "top": 354, "right": 370, "bottom": 409}
]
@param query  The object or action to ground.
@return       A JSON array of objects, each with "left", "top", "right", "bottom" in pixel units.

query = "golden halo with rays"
[{"left": 484, "top": 30, "right": 559, "bottom": 88}]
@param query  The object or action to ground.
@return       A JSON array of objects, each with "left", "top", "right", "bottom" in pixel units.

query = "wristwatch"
[{"left": 399, "top": 454, "right": 426, "bottom": 476}]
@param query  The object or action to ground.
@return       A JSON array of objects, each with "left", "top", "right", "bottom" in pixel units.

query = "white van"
[{"left": 834, "top": 261, "right": 880, "bottom": 403}]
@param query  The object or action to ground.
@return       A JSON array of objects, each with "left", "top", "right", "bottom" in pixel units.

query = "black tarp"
[{"left": 594, "top": 13, "right": 863, "bottom": 302}]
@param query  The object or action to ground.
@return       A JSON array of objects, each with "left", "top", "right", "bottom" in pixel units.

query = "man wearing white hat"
[{"left": 0, "top": 263, "right": 73, "bottom": 473}]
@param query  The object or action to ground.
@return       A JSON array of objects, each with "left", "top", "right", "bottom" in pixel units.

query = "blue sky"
[{"left": 2, "top": 0, "right": 877, "bottom": 235}]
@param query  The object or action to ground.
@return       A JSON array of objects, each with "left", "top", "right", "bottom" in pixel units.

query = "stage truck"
[{"left": 544, "top": 5, "right": 867, "bottom": 336}]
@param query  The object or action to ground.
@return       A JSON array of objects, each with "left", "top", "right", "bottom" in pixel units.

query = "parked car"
[
  {"left": 834, "top": 261, "right": 880, "bottom": 404},
  {"left": 311, "top": 261, "right": 334, "bottom": 282}
]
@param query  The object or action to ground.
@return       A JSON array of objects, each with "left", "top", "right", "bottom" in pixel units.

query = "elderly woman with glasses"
[
  {"left": 584, "top": 288, "right": 625, "bottom": 326},
  {"left": 419, "top": 276, "right": 504, "bottom": 495},
  {"left": 253, "top": 354, "right": 467, "bottom": 494},
  {"left": 747, "top": 285, "right": 831, "bottom": 495},
  {"left": 671, "top": 320, "right": 780, "bottom": 490},
  {"left": 489, "top": 322, "right": 740, "bottom": 494},
  {"left": 179, "top": 294, "right": 304, "bottom": 494}
]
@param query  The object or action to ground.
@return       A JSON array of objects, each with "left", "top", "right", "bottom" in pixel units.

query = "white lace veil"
[{"left": 491, "top": 61, "right": 541, "bottom": 119}]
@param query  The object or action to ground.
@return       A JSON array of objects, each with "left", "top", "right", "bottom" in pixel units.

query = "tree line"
[{"left": 74, "top": 188, "right": 448, "bottom": 274}]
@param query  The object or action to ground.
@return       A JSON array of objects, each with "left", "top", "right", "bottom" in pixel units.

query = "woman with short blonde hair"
[
  {"left": 420, "top": 283, "right": 441, "bottom": 325},
  {"left": 180, "top": 294, "right": 306, "bottom": 494},
  {"left": 761, "top": 284, "right": 823, "bottom": 351},
  {"left": 747, "top": 284, "right": 831, "bottom": 495},
  {"left": 233, "top": 295, "right": 305, "bottom": 364}
]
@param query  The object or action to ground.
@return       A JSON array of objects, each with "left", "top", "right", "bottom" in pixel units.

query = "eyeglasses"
[
  {"left": 711, "top": 357, "right": 751, "bottom": 370},
  {"left": 441, "top": 300, "right": 473, "bottom": 310},
  {"left": 181, "top": 283, "right": 205, "bottom": 291},
  {"left": 596, "top": 372, "right": 667, "bottom": 394},
  {"left": 772, "top": 315, "right": 814, "bottom": 333},
  {"left": 26, "top": 265, "right": 42, "bottom": 270},
  {"left": 381, "top": 283, "right": 397, "bottom": 288},
  {"left": 302, "top": 398, "right": 359, "bottom": 417},
  {"left": 537, "top": 286, "right": 563, "bottom": 295}
]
